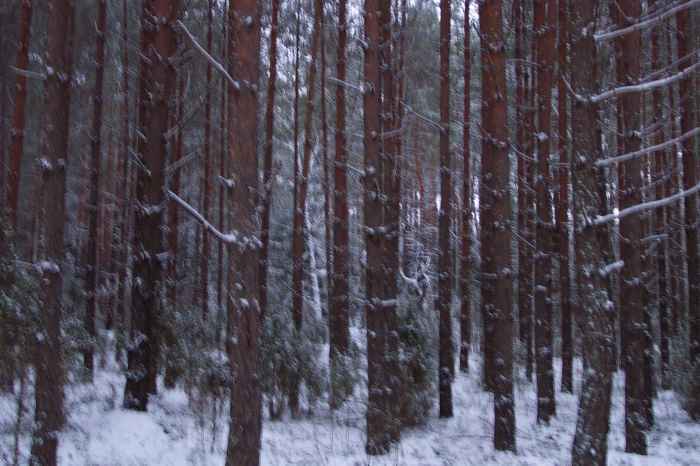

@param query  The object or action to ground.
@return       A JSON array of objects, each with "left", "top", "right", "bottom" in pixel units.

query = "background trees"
[{"left": 0, "top": 1, "right": 699, "bottom": 465}]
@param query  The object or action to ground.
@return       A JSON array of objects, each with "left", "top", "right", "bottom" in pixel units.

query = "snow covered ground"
[{"left": 3, "top": 356, "right": 700, "bottom": 465}]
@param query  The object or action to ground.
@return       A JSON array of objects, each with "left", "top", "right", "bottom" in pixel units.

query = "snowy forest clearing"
[{"left": 3, "top": 356, "right": 698, "bottom": 466}]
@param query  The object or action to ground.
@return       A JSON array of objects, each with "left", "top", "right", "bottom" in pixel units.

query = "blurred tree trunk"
[
  {"left": 534, "top": 0, "right": 556, "bottom": 424},
  {"left": 330, "top": 0, "right": 351, "bottom": 410},
  {"left": 29, "top": 1, "right": 73, "bottom": 464},
  {"left": 616, "top": 0, "right": 650, "bottom": 453},
  {"left": 460, "top": 0, "right": 472, "bottom": 374},
  {"left": 83, "top": 0, "right": 107, "bottom": 381},
  {"left": 437, "top": 0, "right": 453, "bottom": 419},
  {"left": 224, "top": 0, "right": 263, "bottom": 464},
  {"left": 569, "top": 3, "right": 615, "bottom": 465},
  {"left": 557, "top": 0, "right": 573, "bottom": 394},
  {"left": 124, "top": 0, "right": 179, "bottom": 411},
  {"left": 259, "top": 0, "right": 279, "bottom": 322},
  {"left": 6, "top": 0, "right": 33, "bottom": 226},
  {"left": 201, "top": 0, "right": 214, "bottom": 320},
  {"left": 479, "top": 0, "right": 515, "bottom": 451},
  {"left": 678, "top": 2, "right": 700, "bottom": 421}
]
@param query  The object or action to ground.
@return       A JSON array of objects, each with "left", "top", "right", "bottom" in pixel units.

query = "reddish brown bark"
[
  {"left": 479, "top": 0, "right": 515, "bottom": 451},
  {"left": 616, "top": 0, "right": 650, "bottom": 453},
  {"left": 437, "top": 0, "right": 453, "bottom": 419},
  {"left": 217, "top": 2, "right": 228, "bottom": 329},
  {"left": 534, "top": 0, "right": 556, "bottom": 424},
  {"left": 330, "top": 0, "right": 351, "bottom": 410},
  {"left": 201, "top": 0, "right": 214, "bottom": 320},
  {"left": 83, "top": 0, "right": 107, "bottom": 380},
  {"left": 6, "top": 0, "right": 33, "bottom": 226},
  {"left": 124, "top": 0, "right": 180, "bottom": 411},
  {"left": 364, "top": 0, "right": 401, "bottom": 454},
  {"left": 557, "top": 0, "right": 573, "bottom": 394},
  {"left": 224, "top": 0, "right": 263, "bottom": 464},
  {"left": 678, "top": 4, "right": 700, "bottom": 421},
  {"left": 116, "top": 0, "right": 131, "bottom": 360},
  {"left": 259, "top": 0, "right": 279, "bottom": 321},
  {"left": 569, "top": 4, "right": 615, "bottom": 464},
  {"left": 290, "top": 0, "right": 322, "bottom": 418},
  {"left": 30, "top": 1, "right": 73, "bottom": 464},
  {"left": 460, "top": 0, "right": 472, "bottom": 374}
]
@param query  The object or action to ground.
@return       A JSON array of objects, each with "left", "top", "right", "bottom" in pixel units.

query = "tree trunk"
[
  {"left": 438, "top": 0, "right": 453, "bottom": 419},
  {"left": 534, "top": 0, "right": 556, "bottom": 424},
  {"left": 479, "top": 0, "right": 516, "bottom": 452},
  {"left": 259, "top": 0, "right": 279, "bottom": 322},
  {"left": 116, "top": 0, "right": 131, "bottom": 364},
  {"left": 124, "top": 0, "right": 179, "bottom": 411},
  {"left": 678, "top": 3, "right": 700, "bottom": 421},
  {"left": 330, "top": 0, "right": 351, "bottom": 410},
  {"left": 460, "top": 0, "right": 472, "bottom": 374},
  {"left": 224, "top": 0, "right": 263, "bottom": 464},
  {"left": 29, "top": 1, "right": 73, "bottom": 464},
  {"left": 201, "top": 0, "right": 214, "bottom": 320},
  {"left": 570, "top": 5, "right": 615, "bottom": 465},
  {"left": 558, "top": 0, "right": 573, "bottom": 394},
  {"left": 83, "top": 0, "right": 107, "bottom": 381},
  {"left": 364, "top": 0, "right": 402, "bottom": 454},
  {"left": 217, "top": 3, "right": 228, "bottom": 339},
  {"left": 616, "top": 0, "right": 650, "bottom": 453},
  {"left": 290, "top": 0, "right": 323, "bottom": 418},
  {"left": 6, "top": 0, "right": 33, "bottom": 227}
]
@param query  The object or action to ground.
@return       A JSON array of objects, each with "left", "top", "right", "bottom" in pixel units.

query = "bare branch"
[{"left": 595, "top": 127, "right": 700, "bottom": 167}]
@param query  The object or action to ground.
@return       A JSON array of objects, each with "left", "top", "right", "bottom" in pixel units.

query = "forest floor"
[{"left": 2, "top": 353, "right": 700, "bottom": 465}]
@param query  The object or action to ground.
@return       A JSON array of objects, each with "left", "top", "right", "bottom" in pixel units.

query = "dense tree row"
[{"left": 0, "top": 0, "right": 699, "bottom": 465}]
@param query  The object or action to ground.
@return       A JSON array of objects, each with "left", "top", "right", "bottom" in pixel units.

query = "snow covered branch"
[
  {"left": 176, "top": 20, "right": 240, "bottom": 91},
  {"left": 595, "top": 127, "right": 700, "bottom": 167},
  {"left": 599, "top": 260, "right": 624, "bottom": 277},
  {"left": 594, "top": 182, "right": 700, "bottom": 225},
  {"left": 595, "top": 0, "right": 700, "bottom": 42},
  {"left": 590, "top": 58, "right": 700, "bottom": 103},
  {"left": 9, "top": 65, "right": 46, "bottom": 80},
  {"left": 167, "top": 190, "right": 238, "bottom": 244}
]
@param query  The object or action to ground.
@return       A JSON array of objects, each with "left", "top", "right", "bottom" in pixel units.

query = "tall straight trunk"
[
  {"left": 117, "top": 0, "right": 131, "bottom": 360},
  {"left": 164, "top": 77, "right": 184, "bottom": 389},
  {"left": 678, "top": 4, "right": 700, "bottom": 421},
  {"left": 217, "top": 2, "right": 228, "bottom": 332},
  {"left": 288, "top": 3, "right": 302, "bottom": 417},
  {"left": 201, "top": 0, "right": 214, "bottom": 320},
  {"left": 569, "top": 4, "right": 615, "bottom": 465},
  {"left": 479, "top": 0, "right": 515, "bottom": 452},
  {"left": 124, "top": 0, "right": 179, "bottom": 411},
  {"left": 616, "top": 0, "right": 650, "bottom": 453},
  {"left": 320, "top": 3, "right": 333, "bottom": 376},
  {"left": 259, "top": 0, "right": 279, "bottom": 321},
  {"left": 6, "top": 0, "right": 33, "bottom": 226},
  {"left": 521, "top": 19, "right": 536, "bottom": 383},
  {"left": 29, "top": 1, "right": 73, "bottom": 464},
  {"left": 534, "top": 0, "right": 556, "bottom": 424},
  {"left": 290, "top": 0, "right": 322, "bottom": 418},
  {"left": 83, "top": 0, "right": 107, "bottom": 381},
  {"left": 437, "top": 0, "right": 453, "bottom": 419},
  {"left": 650, "top": 0, "right": 670, "bottom": 391},
  {"left": 330, "top": 0, "right": 351, "bottom": 409},
  {"left": 364, "top": 0, "right": 401, "bottom": 454},
  {"left": 460, "top": 0, "right": 472, "bottom": 374},
  {"left": 225, "top": 1, "right": 263, "bottom": 464},
  {"left": 557, "top": 0, "right": 572, "bottom": 394}
]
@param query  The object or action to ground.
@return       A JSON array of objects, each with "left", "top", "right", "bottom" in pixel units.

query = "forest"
[{"left": 0, "top": 0, "right": 699, "bottom": 465}]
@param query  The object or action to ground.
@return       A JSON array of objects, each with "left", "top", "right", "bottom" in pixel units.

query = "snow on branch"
[
  {"left": 599, "top": 260, "right": 624, "bottom": 277},
  {"left": 176, "top": 20, "right": 240, "bottom": 91},
  {"left": 328, "top": 76, "right": 364, "bottom": 93},
  {"left": 9, "top": 65, "right": 46, "bottom": 80},
  {"left": 167, "top": 190, "right": 238, "bottom": 244},
  {"left": 590, "top": 58, "right": 700, "bottom": 103},
  {"left": 595, "top": 0, "right": 700, "bottom": 42},
  {"left": 594, "top": 182, "right": 700, "bottom": 225},
  {"left": 595, "top": 127, "right": 700, "bottom": 167}
]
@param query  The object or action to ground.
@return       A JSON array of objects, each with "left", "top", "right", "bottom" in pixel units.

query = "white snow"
[{"left": 2, "top": 354, "right": 699, "bottom": 465}]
